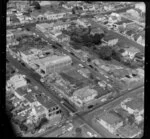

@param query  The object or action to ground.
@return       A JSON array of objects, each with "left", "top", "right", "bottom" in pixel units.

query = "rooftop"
[
  {"left": 125, "top": 97, "right": 144, "bottom": 111},
  {"left": 24, "top": 93, "right": 35, "bottom": 103},
  {"left": 73, "top": 86, "right": 98, "bottom": 100},
  {"left": 117, "top": 124, "right": 141, "bottom": 138},
  {"left": 34, "top": 105, "right": 46, "bottom": 114},
  {"left": 34, "top": 55, "right": 72, "bottom": 67},
  {"left": 36, "top": 94, "right": 56, "bottom": 110},
  {"left": 100, "top": 112, "right": 123, "bottom": 125}
]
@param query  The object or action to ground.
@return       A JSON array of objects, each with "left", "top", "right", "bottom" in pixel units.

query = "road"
[
  {"left": 82, "top": 86, "right": 144, "bottom": 138},
  {"left": 7, "top": 53, "right": 103, "bottom": 137}
]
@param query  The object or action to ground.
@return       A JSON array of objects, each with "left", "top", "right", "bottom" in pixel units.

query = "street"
[{"left": 7, "top": 4, "right": 145, "bottom": 137}]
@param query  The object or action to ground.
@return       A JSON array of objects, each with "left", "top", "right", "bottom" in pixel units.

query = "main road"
[{"left": 7, "top": 53, "right": 102, "bottom": 137}]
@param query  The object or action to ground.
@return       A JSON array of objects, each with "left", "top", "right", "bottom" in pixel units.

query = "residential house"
[
  {"left": 103, "top": 35, "right": 118, "bottom": 46},
  {"left": 53, "top": 21, "right": 70, "bottom": 31},
  {"left": 7, "top": 30, "right": 19, "bottom": 47},
  {"left": 90, "top": 27, "right": 104, "bottom": 36},
  {"left": 97, "top": 112, "right": 123, "bottom": 134},
  {"left": 121, "top": 47, "right": 140, "bottom": 59},
  {"left": 36, "top": 23, "right": 54, "bottom": 33},
  {"left": 7, "top": 74, "right": 27, "bottom": 90},
  {"left": 108, "top": 13, "right": 121, "bottom": 23},
  {"left": 19, "top": 48, "right": 42, "bottom": 64},
  {"left": 56, "top": 34, "right": 70, "bottom": 43},
  {"left": 36, "top": 95, "right": 61, "bottom": 120},
  {"left": 76, "top": 19, "right": 91, "bottom": 28},
  {"left": 117, "top": 124, "right": 142, "bottom": 138},
  {"left": 33, "top": 55, "right": 72, "bottom": 77},
  {"left": 44, "top": 11, "right": 66, "bottom": 21},
  {"left": 121, "top": 97, "right": 144, "bottom": 124}
]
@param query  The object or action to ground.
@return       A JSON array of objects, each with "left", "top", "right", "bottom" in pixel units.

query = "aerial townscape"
[{"left": 6, "top": 1, "right": 145, "bottom": 138}]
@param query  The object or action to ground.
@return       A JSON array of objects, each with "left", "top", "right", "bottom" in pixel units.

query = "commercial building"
[
  {"left": 44, "top": 11, "right": 66, "bottom": 21},
  {"left": 33, "top": 55, "right": 72, "bottom": 77},
  {"left": 71, "top": 86, "right": 98, "bottom": 107},
  {"left": 97, "top": 112, "right": 123, "bottom": 134}
]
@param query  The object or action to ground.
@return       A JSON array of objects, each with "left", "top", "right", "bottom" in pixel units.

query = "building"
[
  {"left": 121, "top": 97, "right": 144, "bottom": 124},
  {"left": 44, "top": 11, "right": 66, "bottom": 21},
  {"left": 71, "top": 86, "right": 98, "bottom": 107},
  {"left": 19, "top": 48, "right": 42, "bottom": 64},
  {"left": 90, "top": 27, "right": 104, "bottom": 35},
  {"left": 76, "top": 19, "right": 91, "bottom": 28},
  {"left": 33, "top": 55, "right": 72, "bottom": 77},
  {"left": 121, "top": 47, "right": 140, "bottom": 59},
  {"left": 97, "top": 112, "right": 123, "bottom": 134},
  {"left": 36, "top": 94, "right": 62, "bottom": 120},
  {"left": 7, "top": 30, "right": 19, "bottom": 47},
  {"left": 7, "top": 74, "right": 27, "bottom": 90},
  {"left": 117, "top": 124, "right": 142, "bottom": 138},
  {"left": 103, "top": 35, "right": 118, "bottom": 46},
  {"left": 53, "top": 21, "right": 70, "bottom": 31},
  {"left": 56, "top": 34, "right": 70, "bottom": 43},
  {"left": 36, "top": 23, "right": 54, "bottom": 33}
]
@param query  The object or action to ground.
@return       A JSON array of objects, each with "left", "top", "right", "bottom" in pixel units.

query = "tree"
[
  {"left": 128, "top": 114, "right": 135, "bottom": 125},
  {"left": 99, "top": 46, "right": 113, "bottom": 60},
  {"left": 30, "top": 1, "right": 41, "bottom": 10},
  {"left": 112, "top": 49, "right": 123, "bottom": 62},
  {"left": 75, "top": 127, "right": 82, "bottom": 137}
]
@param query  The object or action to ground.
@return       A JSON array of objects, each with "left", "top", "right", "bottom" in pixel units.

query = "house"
[
  {"left": 103, "top": 35, "right": 118, "bottom": 46},
  {"left": 90, "top": 27, "right": 104, "bottom": 36},
  {"left": 56, "top": 34, "right": 70, "bottom": 43},
  {"left": 7, "top": 74, "right": 27, "bottom": 90},
  {"left": 121, "top": 47, "right": 140, "bottom": 59},
  {"left": 134, "top": 52, "right": 144, "bottom": 62},
  {"left": 36, "top": 95, "right": 61, "bottom": 119},
  {"left": 53, "top": 21, "right": 70, "bottom": 31},
  {"left": 126, "top": 9, "right": 140, "bottom": 19},
  {"left": 44, "top": 11, "right": 66, "bottom": 21},
  {"left": 97, "top": 112, "right": 123, "bottom": 134},
  {"left": 135, "top": 2, "right": 145, "bottom": 13},
  {"left": 36, "top": 23, "right": 54, "bottom": 33},
  {"left": 117, "top": 124, "right": 142, "bottom": 138},
  {"left": 72, "top": 86, "right": 98, "bottom": 107},
  {"left": 19, "top": 48, "right": 42, "bottom": 64},
  {"left": 33, "top": 55, "right": 72, "bottom": 77},
  {"left": 108, "top": 13, "right": 121, "bottom": 23},
  {"left": 76, "top": 19, "right": 91, "bottom": 28},
  {"left": 39, "top": 1, "right": 51, "bottom": 6},
  {"left": 121, "top": 97, "right": 144, "bottom": 124},
  {"left": 62, "top": 3, "right": 73, "bottom": 10}
]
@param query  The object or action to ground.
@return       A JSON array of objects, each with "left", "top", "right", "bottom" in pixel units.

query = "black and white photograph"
[{"left": 4, "top": 0, "right": 145, "bottom": 138}]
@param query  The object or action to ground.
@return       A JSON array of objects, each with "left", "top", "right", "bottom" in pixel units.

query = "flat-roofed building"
[
  {"left": 71, "top": 86, "right": 98, "bottom": 107},
  {"left": 33, "top": 55, "right": 72, "bottom": 77},
  {"left": 97, "top": 112, "right": 123, "bottom": 134},
  {"left": 7, "top": 74, "right": 27, "bottom": 90},
  {"left": 117, "top": 124, "right": 142, "bottom": 138},
  {"left": 121, "top": 97, "right": 144, "bottom": 124}
]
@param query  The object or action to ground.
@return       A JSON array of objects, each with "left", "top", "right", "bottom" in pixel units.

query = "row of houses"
[
  {"left": 96, "top": 94, "right": 143, "bottom": 138},
  {"left": 6, "top": 73, "right": 62, "bottom": 125},
  {"left": 36, "top": 22, "right": 70, "bottom": 43}
]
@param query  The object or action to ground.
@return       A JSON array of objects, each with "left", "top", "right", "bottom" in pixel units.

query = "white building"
[
  {"left": 71, "top": 86, "right": 98, "bottom": 107},
  {"left": 44, "top": 11, "right": 66, "bottom": 21},
  {"left": 33, "top": 55, "right": 72, "bottom": 77},
  {"left": 7, "top": 74, "right": 27, "bottom": 90},
  {"left": 97, "top": 112, "right": 123, "bottom": 134}
]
